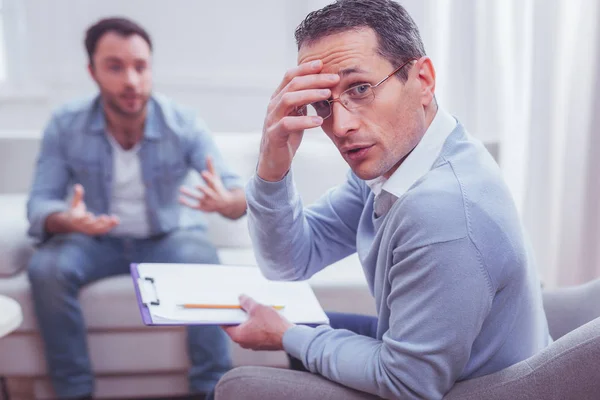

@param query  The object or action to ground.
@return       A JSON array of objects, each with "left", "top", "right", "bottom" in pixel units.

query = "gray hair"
[{"left": 295, "top": 0, "right": 426, "bottom": 80}]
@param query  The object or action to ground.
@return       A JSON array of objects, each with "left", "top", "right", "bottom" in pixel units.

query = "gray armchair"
[{"left": 215, "top": 278, "right": 600, "bottom": 400}]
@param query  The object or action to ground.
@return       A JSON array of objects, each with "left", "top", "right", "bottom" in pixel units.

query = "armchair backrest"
[{"left": 542, "top": 278, "right": 600, "bottom": 340}]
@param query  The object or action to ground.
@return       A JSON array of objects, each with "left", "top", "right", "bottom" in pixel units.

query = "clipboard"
[{"left": 130, "top": 263, "right": 329, "bottom": 326}]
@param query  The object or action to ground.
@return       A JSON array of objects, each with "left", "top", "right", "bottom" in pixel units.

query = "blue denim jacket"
[{"left": 27, "top": 94, "right": 243, "bottom": 241}]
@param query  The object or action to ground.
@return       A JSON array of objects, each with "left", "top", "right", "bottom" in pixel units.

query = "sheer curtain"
[
  {"left": 409, "top": 0, "right": 600, "bottom": 287},
  {"left": 517, "top": 0, "right": 600, "bottom": 287},
  {"left": 0, "top": 0, "right": 6, "bottom": 82}
]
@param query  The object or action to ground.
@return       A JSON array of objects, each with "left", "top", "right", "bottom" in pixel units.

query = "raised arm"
[{"left": 246, "top": 170, "right": 366, "bottom": 280}]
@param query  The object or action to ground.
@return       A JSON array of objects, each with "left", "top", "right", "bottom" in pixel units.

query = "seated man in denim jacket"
[{"left": 26, "top": 17, "right": 246, "bottom": 400}]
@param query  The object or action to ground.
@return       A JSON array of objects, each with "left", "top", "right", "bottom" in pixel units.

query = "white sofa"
[{"left": 0, "top": 131, "right": 375, "bottom": 399}]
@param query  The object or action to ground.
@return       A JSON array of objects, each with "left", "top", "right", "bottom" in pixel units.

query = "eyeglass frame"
[{"left": 302, "top": 57, "right": 417, "bottom": 120}]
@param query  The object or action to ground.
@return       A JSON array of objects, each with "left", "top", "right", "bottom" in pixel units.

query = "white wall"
[
  {"left": 0, "top": 0, "right": 500, "bottom": 145},
  {"left": 0, "top": 0, "right": 312, "bottom": 132}
]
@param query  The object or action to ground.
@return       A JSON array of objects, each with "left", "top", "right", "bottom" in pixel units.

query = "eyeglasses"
[{"left": 299, "top": 58, "right": 416, "bottom": 120}]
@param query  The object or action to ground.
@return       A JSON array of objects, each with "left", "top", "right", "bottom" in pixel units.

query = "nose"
[
  {"left": 124, "top": 67, "right": 140, "bottom": 87},
  {"left": 329, "top": 101, "right": 359, "bottom": 138}
]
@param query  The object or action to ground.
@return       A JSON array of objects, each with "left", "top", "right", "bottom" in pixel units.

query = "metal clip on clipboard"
[{"left": 138, "top": 276, "right": 160, "bottom": 306}]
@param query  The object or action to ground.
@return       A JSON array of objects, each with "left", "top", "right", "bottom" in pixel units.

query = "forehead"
[
  {"left": 94, "top": 32, "right": 151, "bottom": 61},
  {"left": 297, "top": 28, "right": 387, "bottom": 74}
]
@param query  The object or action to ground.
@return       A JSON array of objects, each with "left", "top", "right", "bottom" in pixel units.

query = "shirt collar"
[
  {"left": 366, "top": 107, "right": 457, "bottom": 198},
  {"left": 88, "top": 95, "right": 161, "bottom": 140}
]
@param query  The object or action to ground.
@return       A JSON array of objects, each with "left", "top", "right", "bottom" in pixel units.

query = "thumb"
[
  {"left": 71, "top": 184, "right": 85, "bottom": 209},
  {"left": 206, "top": 156, "right": 216, "bottom": 175},
  {"left": 238, "top": 294, "right": 260, "bottom": 315}
]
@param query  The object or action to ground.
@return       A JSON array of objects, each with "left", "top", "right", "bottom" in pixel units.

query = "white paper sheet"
[{"left": 135, "top": 263, "right": 329, "bottom": 325}]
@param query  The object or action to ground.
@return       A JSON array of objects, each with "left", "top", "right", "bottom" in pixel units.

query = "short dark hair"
[
  {"left": 85, "top": 17, "right": 153, "bottom": 65},
  {"left": 295, "top": 0, "right": 425, "bottom": 80}
]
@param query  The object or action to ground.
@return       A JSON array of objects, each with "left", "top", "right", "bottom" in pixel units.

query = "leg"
[
  {"left": 27, "top": 234, "right": 126, "bottom": 399},
  {"left": 326, "top": 312, "right": 379, "bottom": 337},
  {"left": 136, "top": 228, "right": 232, "bottom": 394},
  {"left": 289, "top": 312, "right": 379, "bottom": 371}
]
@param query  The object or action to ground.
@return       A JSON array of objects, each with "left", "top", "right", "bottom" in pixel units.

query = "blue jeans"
[
  {"left": 288, "top": 312, "right": 378, "bottom": 371},
  {"left": 27, "top": 228, "right": 231, "bottom": 399}
]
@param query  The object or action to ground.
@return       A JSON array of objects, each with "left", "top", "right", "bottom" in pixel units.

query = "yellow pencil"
[{"left": 178, "top": 304, "right": 285, "bottom": 310}]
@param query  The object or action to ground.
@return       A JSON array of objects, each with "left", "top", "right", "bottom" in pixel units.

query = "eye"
[
  {"left": 135, "top": 64, "right": 147, "bottom": 73},
  {"left": 108, "top": 65, "right": 122, "bottom": 72},
  {"left": 346, "top": 84, "right": 372, "bottom": 98},
  {"left": 312, "top": 100, "right": 330, "bottom": 112}
]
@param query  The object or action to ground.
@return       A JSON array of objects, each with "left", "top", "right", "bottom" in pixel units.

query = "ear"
[
  {"left": 87, "top": 63, "right": 97, "bottom": 82},
  {"left": 415, "top": 56, "right": 436, "bottom": 107}
]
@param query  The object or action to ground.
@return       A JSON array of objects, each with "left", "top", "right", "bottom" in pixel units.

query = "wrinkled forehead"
[{"left": 297, "top": 28, "right": 383, "bottom": 74}]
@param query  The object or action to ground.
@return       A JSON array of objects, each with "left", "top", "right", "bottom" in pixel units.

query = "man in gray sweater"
[{"left": 223, "top": 0, "right": 551, "bottom": 398}]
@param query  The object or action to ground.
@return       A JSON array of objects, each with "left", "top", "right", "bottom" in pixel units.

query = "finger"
[
  {"left": 239, "top": 294, "right": 260, "bottom": 315},
  {"left": 205, "top": 156, "right": 216, "bottom": 175},
  {"left": 200, "top": 172, "right": 223, "bottom": 191},
  {"left": 71, "top": 184, "right": 85, "bottom": 209},
  {"left": 272, "top": 60, "right": 324, "bottom": 98},
  {"left": 179, "top": 186, "right": 203, "bottom": 201},
  {"left": 269, "top": 116, "right": 324, "bottom": 138},
  {"left": 271, "top": 75, "right": 340, "bottom": 115},
  {"left": 222, "top": 325, "right": 242, "bottom": 343},
  {"left": 96, "top": 215, "right": 120, "bottom": 228},
  {"left": 283, "top": 73, "right": 340, "bottom": 94},
  {"left": 273, "top": 89, "right": 332, "bottom": 121},
  {"left": 200, "top": 171, "right": 216, "bottom": 189},
  {"left": 89, "top": 216, "right": 116, "bottom": 230},
  {"left": 72, "top": 211, "right": 94, "bottom": 225},
  {"left": 95, "top": 215, "right": 111, "bottom": 225},
  {"left": 179, "top": 196, "right": 201, "bottom": 210},
  {"left": 196, "top": 184, "right": 219, "bottom": 200}
]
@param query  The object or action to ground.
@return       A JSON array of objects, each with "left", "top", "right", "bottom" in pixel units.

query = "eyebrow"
[
  {"left": 102, "top": 56, "right": 147, "bottom": 64},
  {"left": 103, "top": 57, "right": 124, "bottom": 64},
  {"left": 337, "top": 67, "right": 368, "bottom": 77}
]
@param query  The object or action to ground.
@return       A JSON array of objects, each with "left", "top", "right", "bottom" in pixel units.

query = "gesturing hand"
[
  {"left": 65, "top": 184, "right": 120, "bottom": 235},
  {"left": 179, "top": 156, "right": 234, "bottom": 214}
]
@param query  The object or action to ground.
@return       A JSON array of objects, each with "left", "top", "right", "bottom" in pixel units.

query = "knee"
[
  {"left": 27, "top": 244, "right": 81, "bottom": 291},
  {"left": 28, "top": 249, "right": 53, "bottom": 286}
]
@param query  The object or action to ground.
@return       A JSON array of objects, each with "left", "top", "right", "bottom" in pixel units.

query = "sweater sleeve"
[
  {"left": 283, "top": 236, "right": 493, "bottom": 399},
  {"left": 246, "top": 170, "right": 365, "bottom": 280}
]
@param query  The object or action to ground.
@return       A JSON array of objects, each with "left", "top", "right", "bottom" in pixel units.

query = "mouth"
[
  {"left": 341, "top": 144, "right": 374, "bottom": 161},
  {"left": 120, "top": 93, "right": 140, "bottom": 102}
]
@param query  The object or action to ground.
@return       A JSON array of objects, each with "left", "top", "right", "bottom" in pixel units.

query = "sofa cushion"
[{"left": 0, "top": 194, "right": 34, "bottom": 277}]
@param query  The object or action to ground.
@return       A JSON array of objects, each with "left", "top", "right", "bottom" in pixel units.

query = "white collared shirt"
[{"left": 367, "top": 108, "right": 457, "bottom": 216}]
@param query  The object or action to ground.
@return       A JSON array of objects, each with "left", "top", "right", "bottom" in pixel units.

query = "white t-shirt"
[{"left": 106, "top": 133, "right": 150, "bottom": 238}]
